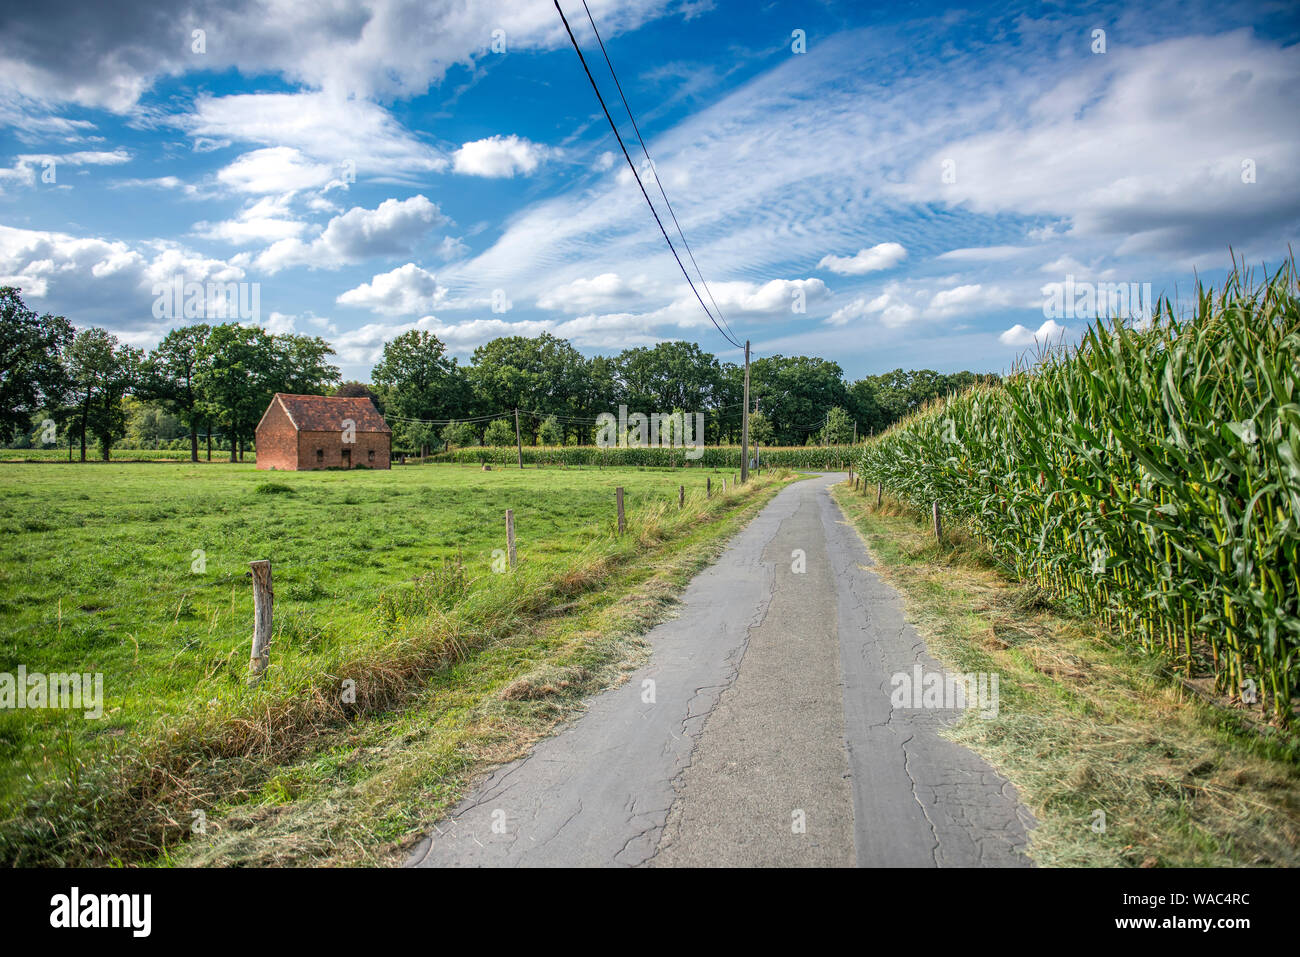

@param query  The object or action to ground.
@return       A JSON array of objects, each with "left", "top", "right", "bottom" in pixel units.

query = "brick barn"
[{"left": 255, "top": 393, "right": 391, "bottom": 471}]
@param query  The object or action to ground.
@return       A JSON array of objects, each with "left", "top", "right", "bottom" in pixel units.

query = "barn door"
[{"left": 341, "top": 448, "right": 352, "bottom": 469}]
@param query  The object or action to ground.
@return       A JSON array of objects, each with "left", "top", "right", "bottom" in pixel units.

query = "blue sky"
[{"left": 1, "top": 0, "right": 1297, "bottom": 381}]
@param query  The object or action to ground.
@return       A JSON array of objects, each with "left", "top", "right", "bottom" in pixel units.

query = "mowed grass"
[
  {"left": 833, "top": 482, "right": 1300, "bottom": 867},
  {"left": 0, "top": 461, "right": 745, "bottom": 815}
]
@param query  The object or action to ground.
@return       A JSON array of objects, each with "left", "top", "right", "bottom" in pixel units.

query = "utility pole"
[
  {"left": 740, "top": 340, "right": 750, "bottom": 483},
  {"left": 514, "top": 408, "right": 523, "bottom": 469}
]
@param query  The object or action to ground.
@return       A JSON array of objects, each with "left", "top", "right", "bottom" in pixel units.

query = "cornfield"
[
  {"left": 427, "top": 444, "right": 860, "bottom": 470},
  {"left": 856, "top": 260, "right": 1300, "bottom": 723}
]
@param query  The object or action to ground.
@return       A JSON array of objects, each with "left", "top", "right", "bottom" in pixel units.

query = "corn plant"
[{"left": 857, "top": 259, "right": 1300, "bottom": 723}]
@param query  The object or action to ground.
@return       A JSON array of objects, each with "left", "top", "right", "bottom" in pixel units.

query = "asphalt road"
[{"left": 407, "top": 473, "right": 1034, "bottom": 868}]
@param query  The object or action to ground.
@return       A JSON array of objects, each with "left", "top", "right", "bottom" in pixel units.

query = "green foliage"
[
  {"left": 483, "top": 418, "right": 516, "bottom": 446},
  {"left": 65, "top": 327, "right": 141, "bottom": 461},
  {"left": 430, "top": 443, "right": 858, "bottom": 469},
  {"left": 820, "top": 406, "right": 854, "bottom": 444},
  {"left": 537, "top": 414, "right": 564, "bottom": 446},
  {"left": 857, "top": 259, "right": 1300, "bottom": 723},
  {"left": 0, "top": 287, "right": 73, "bottom": 444}
]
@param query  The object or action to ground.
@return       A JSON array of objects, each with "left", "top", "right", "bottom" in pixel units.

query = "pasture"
[{"left": 0, "top": 460, "right": 784, "bottom": 862}]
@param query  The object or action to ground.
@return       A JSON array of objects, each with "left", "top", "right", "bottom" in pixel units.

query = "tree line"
[
  {"left": 1, "top": 287, "right": 338, "bottom": 460},
  {"left": 0, "top": 286, "right": 999, "bottom": 459}
]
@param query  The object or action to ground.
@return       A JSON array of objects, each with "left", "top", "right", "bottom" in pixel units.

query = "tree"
[
  {"left": 442, "top": 419, "right": 479, "bottom": 448},
  {"left": 820, "top": 406, "right": 854, "bottom": 444},
  {"left": 0, "top": 286, "right": 73, "bottom": 444},
  {"left": 196, "top": 323, "right": 278, "bottom": 462},
  {"left": 273, "top": 334, "right": 340, "bottom": 395},
  {"left": 483, "top": 418, "right": 515, "bottom": 446},
  {"left": 748, "top": 355, "right": 849, "bottom": 445},
  {"left": 614, "top": 341, "right": 720, "bottom": 413},
  {"left": 469, "top": 333, "right": 586, "bottom": 427},
  {"left": 537, "top": 414, "right": 564, "bottom": 446},
  {"left": 334, "top": 381, "right": 384, "bottom": 412},
  {"left": 141, "top": 323, "right": 210, "bottom": 461},
  {"left": 371, "top": 330, "right": 465, "bottom": 423},
  {"left": 748, "top": 410, "right": 774, "bottom": 446},
  {"left": 65, "top": 328, "right": 140, "bottom": 461}
]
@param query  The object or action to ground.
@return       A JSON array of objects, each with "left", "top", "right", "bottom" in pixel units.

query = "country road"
[{"left": 407, "top": 472, "right": 1034, "bottom": 868}]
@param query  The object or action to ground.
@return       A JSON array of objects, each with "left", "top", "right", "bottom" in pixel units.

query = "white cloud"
[
  {"left": 936, "top": 245, "right": 1029, "bottom": 262},
  {"left": 216, "top": 147, "right": 336, "bottom": 194},
  {"left": 999, "top": 319, "right": 1067, "bottom": 347},
  {"left": 193, "top": 195, "right": 307, "bottom": 246},
  {"left": 254, "top": 195, "right": 446, "bottom": 272},
  {"left": 184, "top": 93, "right": 446, "bottom": 184},
  {"left": 827, "top": 291, "right": 918, "bottom": 328},
  {"left": 0, "top": 0, "right": 676, "bottom": 111},
  {"left": 817, "top": 242, "right": 907, "bottom": 275},
  {"left": 0, "top": 223, "right": 245, "bottom": 340},
  {"left": 452, "top": 135, "right": 554, "bottom": 178},
  {"left": 536, "top": 273, "right": 655, "bottom": 313},
  {"left": 0, "top": 148, "right": 130, "bottom": 191},
  {"left": 928, "top": 283, "right": 985, "bottom": 312},
  {"left": 336, "top": 263, "right": 447, "bottom": 316}
]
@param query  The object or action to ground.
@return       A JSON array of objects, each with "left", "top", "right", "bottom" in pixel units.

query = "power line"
[
  {"left": 553, "top": 0, "right": 744, "bottom": 352},
  {"left": 578, "top": 0, "right": 740, "bottom": 350}
]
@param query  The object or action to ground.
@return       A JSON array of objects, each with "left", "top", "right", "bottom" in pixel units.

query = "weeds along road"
[{"left": 407, "top": 473, "right": 1034, "bottom": 867}]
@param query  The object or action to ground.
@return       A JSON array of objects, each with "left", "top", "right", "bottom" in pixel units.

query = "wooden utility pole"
[
  {"left": 740, "top": 341, "right": 752, "bottom": 481},
  {"left": 514, "top": 409, "right": 523, "bottom": 469},
  {"left": 248, "top": 560, "right": 273, "bottom": 679}
]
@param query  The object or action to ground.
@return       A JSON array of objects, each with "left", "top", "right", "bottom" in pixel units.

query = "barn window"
[
  {"left": 368, "top": 450, "right": 375, "bottom": 462},
  {"left": 316, "top": 448, "right": 324, "bottom": 462}
]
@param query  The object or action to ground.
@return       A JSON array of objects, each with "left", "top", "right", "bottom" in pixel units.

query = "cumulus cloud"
[
  {"left": 452, "top": 135, "right": 554, "bottom": 178},
  {"left": 216, "top": 147, "right": 337, "bottom": 194},
  {"left": 816, "top": 242, "right": 907, "bottom": 275},
  {"left": 536, "top": 273, "right": 654, "bottom": 313},
  {"left": 254, "top": 194, "right": 446, "bottom": 272},
  {"left": 0, "top": 223, "right": 246, "bottom": 338},
  {"left": 999, "top": 319, "right": 1067, "bottom": 347},
  {"left": 193, "top": 194, "right": 307, "bottom": 245},
  {"left": 336, "top": 263, "right": 447, "bottom": 315}
]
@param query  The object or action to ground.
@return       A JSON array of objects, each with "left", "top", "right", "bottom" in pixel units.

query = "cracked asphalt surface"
[{"left": 407, "top": 473, "right": 1034, "bottom": 868}]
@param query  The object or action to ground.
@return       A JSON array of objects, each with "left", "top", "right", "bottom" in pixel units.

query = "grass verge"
[{"left": 832, "top": 481, "right": 1300, "bottom": 867}]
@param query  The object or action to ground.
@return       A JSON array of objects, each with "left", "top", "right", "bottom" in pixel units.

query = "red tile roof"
[{"left": 271, "top": 393, "right": 390, "bottom": 433}]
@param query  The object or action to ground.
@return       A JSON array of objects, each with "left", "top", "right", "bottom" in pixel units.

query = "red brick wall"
[
  {"left": 255, "top": 399, "right": 299, "bottom": 470},
  {"left": 296, "top": 430, "right": 391, "bottom": 470}
]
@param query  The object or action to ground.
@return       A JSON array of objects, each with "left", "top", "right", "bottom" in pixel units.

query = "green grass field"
[{"left": 0, "top": 460, "right": 786, "bottom": 863}]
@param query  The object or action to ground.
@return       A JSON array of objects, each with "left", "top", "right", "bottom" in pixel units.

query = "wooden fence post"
[
  {"left": 707, "top": 476, "right": 712, "bottom": 498},
  {"left": 506, "top": 509, "right": 517, "bottom": 568},
  {"left": 249, "top": 560, "right": 273, "bottom": 679},
  {"left": 876, "top": 482, "right": 883, "bottom": 507},
  {"left": 616, "top": 487, "right": 625, "bottom": 536},
  {"left": 679, "top": 485, "right": 685, "bottom": 508},
  {"left": 933, "top": 501, "right": 943, "bottom": 545}
]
